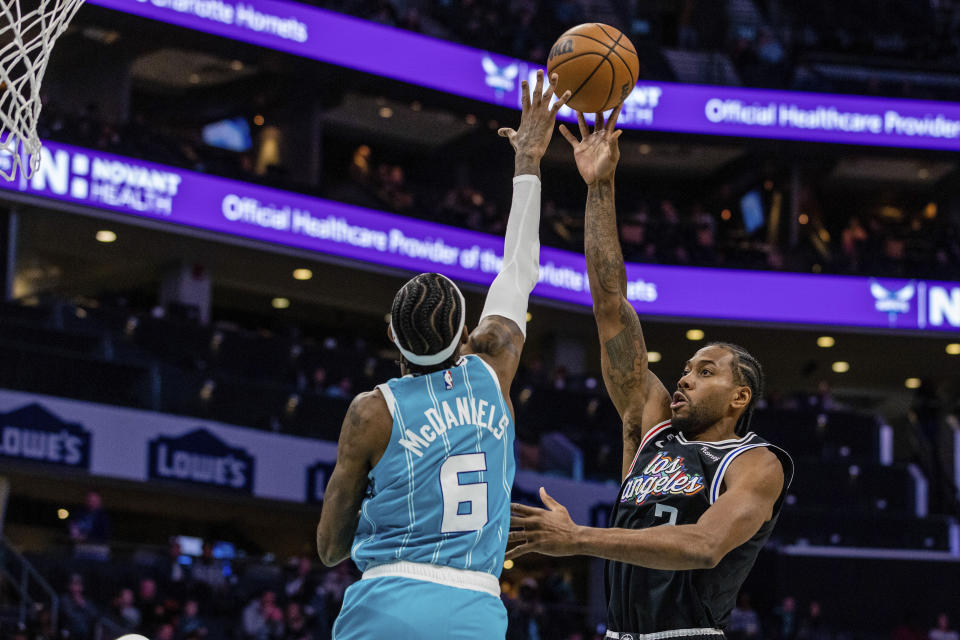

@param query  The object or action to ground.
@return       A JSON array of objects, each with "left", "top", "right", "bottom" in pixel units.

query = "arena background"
[{"left": 1, "top": 1, "right": 959, "bottom": 639}]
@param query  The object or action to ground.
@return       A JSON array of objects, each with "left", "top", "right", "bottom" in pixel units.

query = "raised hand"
[
  {"left": 559, "top": 105, "right": 624, "bottom": 186},
  {"left": 499, "top": 70, "right": 572, "bottom": 174},
  {"left": 506, "top": 487, "right": 580, "bottom": 560}
]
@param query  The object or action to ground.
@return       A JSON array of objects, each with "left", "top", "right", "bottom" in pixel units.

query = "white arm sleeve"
[{"left": 480, "top": 174, "right": 541, "bottom": 337}]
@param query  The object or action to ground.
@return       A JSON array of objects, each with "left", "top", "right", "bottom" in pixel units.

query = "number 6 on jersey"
[{"left": 440, "top": 453, "right": 489, "bottom": 533}]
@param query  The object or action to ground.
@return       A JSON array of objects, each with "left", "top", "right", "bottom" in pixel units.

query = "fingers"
[
  {"left": 606, "top": 103, "right": 624, "bottom": 132},
  {"left": 539, "top": 486, "right": 561, "bottom": 510},
  {"left": 532, "top": 69, "right": 544, "bottom": 106},
  {"left": 510, "top": 502, "right": 540, "bottom": 516},
  {"left": 545, "top": 72, "right": 559, "bottom": 100},
  {"left": 551, "top": 89, "right": 572, "bottom": 115},
  {"left": 520, "top": 79, "right": 530, "bottom": 111},
  {"left": 505, "top": 543, "right": 533, "bottom": 561},
  {"left": 594, "top": 111, "right": 604, "bottom": 133},
  {"left": 576, "top": 111, "right": 588, "bottom": 138},
  {"left": 498, "top": 127, "right": 516, "bottom": 138},
  {"left": 558, "top": 124, "right": 578, "bottom": 146},
  {"left": 508, "top": 530, "right": 527, "bottom": 545}
]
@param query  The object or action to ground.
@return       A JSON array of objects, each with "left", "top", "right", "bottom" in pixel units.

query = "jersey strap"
[
  {"left": 627, "top": 419, "right": 672, "bottom": 476},
  {"left": 375, "top": 383, "right": 396, "bottom": 418},
  {"left": 708, "top": 442, "right": 768, "bottom": 504}
]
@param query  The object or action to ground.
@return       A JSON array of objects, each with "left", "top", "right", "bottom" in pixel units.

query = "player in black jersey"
[{"left": 507, "top": 106, "right": 794, "bottom": 640}]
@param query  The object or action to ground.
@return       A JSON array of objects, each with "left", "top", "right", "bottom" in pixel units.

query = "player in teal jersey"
[{"left": 316, "top": 71, "right": 571, "bottom": 640}]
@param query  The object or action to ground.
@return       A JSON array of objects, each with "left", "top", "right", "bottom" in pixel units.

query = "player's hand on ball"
[
  {"left": 506, "top": 486, "right": 580, "bottom": 560},
  {"left": 559, "top": 104, "right": 624, "bottom": 186},
  {"left": 498, "top": 70, "right": 572, "bottom": 161}
]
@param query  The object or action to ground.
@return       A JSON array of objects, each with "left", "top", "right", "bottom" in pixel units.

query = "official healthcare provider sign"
[
  {"left": 0, "top": 389, "right": 615, "bottom": 524},
  {"left": 1, "top": 142, "right": 958, "bottom": 332},
  {"left": 87, "top": 0, "right": 960, "bottom": 151}
]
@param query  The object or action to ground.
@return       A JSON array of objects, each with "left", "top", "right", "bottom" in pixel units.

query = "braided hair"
[
  {"left": 390, "top": 273, "right": 465, "bottom": 375},
  {"left": 708, "top": 342, "right": 764, "bottom": 436}
]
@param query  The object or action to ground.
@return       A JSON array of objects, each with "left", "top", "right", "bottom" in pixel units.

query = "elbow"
[
  {"left": 591, "top": 297, "right": 621, "bottom": 320},
  {"left": 316, "top": 527, "right": 344, "bottom": 567},
  {"left": 316, "top": 543, "right": 342, "bottom": 568},
  {"left": 693, "top": 541, "right": 724, "bottom": 570}
]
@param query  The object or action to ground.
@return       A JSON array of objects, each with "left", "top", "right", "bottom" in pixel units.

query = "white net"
[{"left": 0, "top": 0, "right": 85, "bottom": 181}]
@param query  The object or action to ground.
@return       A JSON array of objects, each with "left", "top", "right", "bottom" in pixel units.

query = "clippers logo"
[
  {"left": 482, "top": 56, "right": 519, "bottom": 92},
  {"left": 443, "top": 370, "right": 454, "bottom": 390},
  {"left": 620, "top": 452, "right": 704, "bottom": 505},
  {"left": 870, "top": 280, "right": 915, "bottom": 325}
]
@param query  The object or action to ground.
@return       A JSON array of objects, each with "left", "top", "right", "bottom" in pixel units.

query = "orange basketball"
[{"left": 546, "top": 23, "right": 639, "bottom": 113}]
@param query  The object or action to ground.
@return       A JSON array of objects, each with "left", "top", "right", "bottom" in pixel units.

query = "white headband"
[{"left": 390, "top": 274, "right": 467, "bottom": 366}]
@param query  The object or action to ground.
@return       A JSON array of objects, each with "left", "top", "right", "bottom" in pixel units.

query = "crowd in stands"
[
  {"left": 316, "top": 0, "right": 960, "bottom": 99},
  {"left": 9, "top": 520, "right": 960, "bottom": 640}
]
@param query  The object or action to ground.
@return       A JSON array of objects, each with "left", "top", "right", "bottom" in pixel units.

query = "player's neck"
[{"left": 687, "top": 420, "right": 740, "bottom": 443}]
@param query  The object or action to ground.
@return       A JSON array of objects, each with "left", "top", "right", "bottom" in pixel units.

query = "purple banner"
[
  {"left": 86, "top": 0, "right": 960, "bottom": 151},
  {"left": 1, "top": 142, "right": 958, "bottom": 332}
]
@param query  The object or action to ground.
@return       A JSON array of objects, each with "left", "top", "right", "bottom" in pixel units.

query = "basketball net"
[{"left": 0, "top": 0, "right": 85, "bottom": 181}]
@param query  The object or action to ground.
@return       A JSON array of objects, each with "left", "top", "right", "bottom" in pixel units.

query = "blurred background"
[{"left": 0, "top": 0, "right": 959, "bottom": 639}]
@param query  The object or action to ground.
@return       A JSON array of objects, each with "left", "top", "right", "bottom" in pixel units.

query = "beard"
[{"left": 672, "top": 400, "right": 722, "bottom": 437}]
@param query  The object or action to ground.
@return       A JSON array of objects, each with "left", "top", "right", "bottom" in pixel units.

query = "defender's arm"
[{"left": 316, "top": 390, "right": 391, "bottom": 566}]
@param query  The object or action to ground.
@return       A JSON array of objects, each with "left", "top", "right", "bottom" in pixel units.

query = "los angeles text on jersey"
[
  {"left": 398, "top": 395, "right": 508, "bottom": 457},
  {"left": 620, "top": 452, "right": 705, "bottom": 505}
]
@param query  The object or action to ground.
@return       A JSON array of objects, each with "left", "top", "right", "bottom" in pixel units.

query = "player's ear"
[
  {"left": 460, "top": 326, "right": 469, "bottom": 344},
  {"left": 731, "top": 385, "right": 751, "bottom": 410},
  {"left": 387, "top": 324, "right": 395, "bottom": 343}
]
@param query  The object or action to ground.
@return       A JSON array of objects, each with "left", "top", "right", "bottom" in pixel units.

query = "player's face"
[{"left": 671, "top": 346, "right": 741, "bottom": 437}]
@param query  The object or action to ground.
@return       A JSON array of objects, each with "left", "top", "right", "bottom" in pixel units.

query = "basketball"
[{"left": 546, "top": 23, "right": 639, "bottom": 113}]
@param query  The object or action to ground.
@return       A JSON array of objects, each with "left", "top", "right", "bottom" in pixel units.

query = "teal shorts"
[{"left": 333, "top": 576, "right": 507, "bottom": 640}]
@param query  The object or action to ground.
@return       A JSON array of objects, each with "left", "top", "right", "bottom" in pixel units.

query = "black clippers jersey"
[{"left": 606, "top": 420, "right": 794, "bottom": 635}]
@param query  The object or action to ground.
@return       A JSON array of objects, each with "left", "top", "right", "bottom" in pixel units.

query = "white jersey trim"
[
  {"left": 362, "top": 560, "right": 500, "bottom": 598},
  {"left": 627, "top": 420, "right": 672, "bottom": 476},
  {"left": 468, "top": 353, "right": 502, "bottom": 389},
  {"left": 709, "top": 443, "right": 769, "bottom": 504},
  {"left": 605, "top": 628, "right": 725, "bottom": 639},
  {"left": 375, "top": 383, "right": 396, "bottom": 419},
  {"left": 676, "top": 432, "right": 756, "bottom": 448}
]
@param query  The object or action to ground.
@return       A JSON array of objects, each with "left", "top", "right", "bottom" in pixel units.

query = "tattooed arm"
[{"left": 560, "top": 108, "right": 671, "bottom": 479}]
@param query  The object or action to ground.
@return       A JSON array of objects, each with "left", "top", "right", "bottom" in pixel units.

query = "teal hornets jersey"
[{"left": 351, "top": 354, "right": 515, "bottom": 577}]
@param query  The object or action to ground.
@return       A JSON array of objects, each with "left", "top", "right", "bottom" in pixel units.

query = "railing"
[{"left": 0, "top": 536, "right": 59, "bottom": 631}]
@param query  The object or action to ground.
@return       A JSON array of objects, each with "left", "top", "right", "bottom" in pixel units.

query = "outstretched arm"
[
  {"left": 560, "top": 109, "right": 670, "bottom": 477},
  {"left": 507, "top": 447, "right": 785, "bottom": 568},
  {"left": 465, "top": 70, "right": 570, "bottom": 401},
  {"left": 316, "top": 390, "right": 391, "bottom": 566}
]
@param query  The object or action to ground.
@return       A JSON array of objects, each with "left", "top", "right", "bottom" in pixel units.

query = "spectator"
[
  {"left": 773, "top": 596, "right": 799, "bottom": 640},
  {"left": 285, "top": 556, "right": 317, "bottom": 605},
  {"left": 931, "top": 614, "right": 960, "bottom": 640},
  {"left": 242, "top": 590, "right": 285, "bottom": 640},
  {"left": 190, "top": 541, "right": 227, "bottom": 596},
  {"left": 110, "top": 587, "right": 141, "bottom": 630},
  {"left": 179, "top": 599, "right": 208, "bottom": 639},
  {"left": 137, "top": 577, "right": 165, "bottom": 632},
  {"left": 61, "top": 574, "right": 99, "bottom": 640},
  {"left": 68, "top": 490, "right": 111, "bottom": 560},
  {"left": 160, "top": 537, "right": 189, "bottom": 597},
  {"left": 798, "top": 601, "right": 831, "bottom": 640},
  {"left": 506, "top": 577, "right": 546, "bottom": 640},
  {"left": 728, "top": 593, "right": 761, "bottom": 640},
  {"left": 283, "top": 602, "right": 313, "bottom": 640}
]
